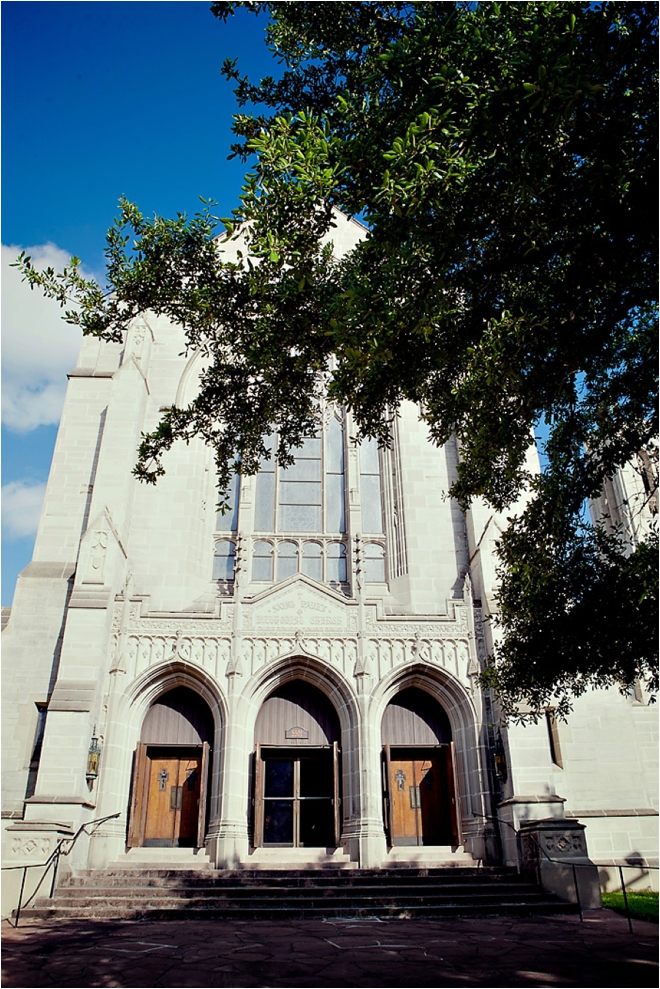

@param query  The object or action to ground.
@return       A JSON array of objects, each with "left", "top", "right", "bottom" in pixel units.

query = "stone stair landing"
[{"left": 108, "top": 848, "right": 213, "bottom": 871}]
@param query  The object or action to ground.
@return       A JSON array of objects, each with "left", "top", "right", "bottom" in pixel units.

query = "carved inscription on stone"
[{"left": 249, "top": 585, "right": 356, "bottom": 632}]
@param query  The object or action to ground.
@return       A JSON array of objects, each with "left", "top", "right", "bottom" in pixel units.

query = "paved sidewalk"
[{"left": 2, "top": 909, "right": 657, "bottom": 988}]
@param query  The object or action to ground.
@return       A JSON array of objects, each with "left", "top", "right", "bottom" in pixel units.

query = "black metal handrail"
[
  {"left": 2, "top": 811, "right": 120, "bottom": 926},
  {"left": 472, "top": 812, "right": 557, "bottom": 872},
  {"left": 471, "top": 812, "right": 657, "bottom": 931},
  {"left": 559, "top": 860, "right": 658, "bottom": 933}
]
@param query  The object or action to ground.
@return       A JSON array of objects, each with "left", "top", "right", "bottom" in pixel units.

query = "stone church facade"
[{"left": 2, "top": 214, "right": 657, "bottom": 886}]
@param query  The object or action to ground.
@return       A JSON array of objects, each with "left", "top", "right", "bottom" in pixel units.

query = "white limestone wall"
[
  {"left": 502, "top": 687, "right": 659, "bottom": 867},
  {"left": 390, "top": 403, "right": 468, "bottom": 615},
  {"left": 0, "top": 569, "right": 72, "bottom": 812},
  {"left": 128, "top": 436, "right": 217, "bottom": 613},
  {"left": 1, "top": 335, "right": 123, "bottom": 814}
]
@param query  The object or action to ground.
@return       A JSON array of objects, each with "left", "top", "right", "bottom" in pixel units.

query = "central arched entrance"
[
  {"left": 253, "top": 680, "right": 341, "bottom": 849},
  {"left": 381, "top": 687, "right": 460, "bottom": 847},
  {"left": 127, "top": 686, "right": 214, "bottom": 849}
]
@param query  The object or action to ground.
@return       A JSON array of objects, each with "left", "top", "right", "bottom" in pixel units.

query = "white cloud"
[
  {"left": 1, "top": 480, "right": 47, "bottom": 540},
  {"left": 2, "top": 242, "right": 92, "bottom": 431}
]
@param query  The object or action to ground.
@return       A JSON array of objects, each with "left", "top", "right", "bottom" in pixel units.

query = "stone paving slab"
[{"left": 2, "top": 909, "right": 657, "bottom": 988}]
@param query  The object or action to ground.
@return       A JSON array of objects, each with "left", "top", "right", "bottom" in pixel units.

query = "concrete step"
[
  {"left": 52, "top": 883, "right": 535, "bottom": 902},
  {"left": 65, "top": 865, "right": 512, "bottom": 886},
  {"left": 106, "top": 849, "right": 213, "bottom": 871},
  {"left": 20, "top": 900, "right": 576, "bottom": 921},
  {"left": 41, "top": 890, "right": 541, "bottom": 910}
]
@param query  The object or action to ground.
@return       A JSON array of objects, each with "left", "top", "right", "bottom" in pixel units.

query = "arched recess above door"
[
  {"left": 141, "top": 686, "right": 214, "bottom": 746},
  {"left": 255, "top": 680, "right": 340, "bottom": 746},
  {"left": 381, "top": 687, "right": 459, "bottom": 848},
  {"left": 381, "top": 687, "right": 452, "bottom": 746}
]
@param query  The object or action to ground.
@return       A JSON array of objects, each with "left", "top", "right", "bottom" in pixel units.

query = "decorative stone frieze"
[{"left": 109, "top": 627, "right": 475, "bottom": 684}]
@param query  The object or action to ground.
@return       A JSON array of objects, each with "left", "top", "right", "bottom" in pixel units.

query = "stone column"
[{"left": 208, "top": 678, "right": 251, "bottom": 868}]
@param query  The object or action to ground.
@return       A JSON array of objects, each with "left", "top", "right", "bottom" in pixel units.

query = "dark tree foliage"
[{"left": 16, "top": 2, "right": 658, "bottom": 716}]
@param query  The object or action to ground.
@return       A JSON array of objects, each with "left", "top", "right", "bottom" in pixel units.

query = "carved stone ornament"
[
  {"left": 285, "top": 726, "right": 309, "bottom": 740},
  {"left": 88, "top": 529, "right": 108, "bottom": 582},
  {"left": 543, "top": 832, "right": 585, "bottom": 856}
]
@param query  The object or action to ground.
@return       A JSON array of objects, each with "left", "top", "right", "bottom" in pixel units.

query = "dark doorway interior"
[
  {"left": 254, "top": 680, "right": 341, "bottom": 848},
  {"left": 262, "top": 748, "right": 335, "bottom": 847}
]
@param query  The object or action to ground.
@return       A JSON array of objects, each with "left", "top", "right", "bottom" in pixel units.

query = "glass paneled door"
[{"left": 254, "top": 745, "right": 340, "bottom": 847}]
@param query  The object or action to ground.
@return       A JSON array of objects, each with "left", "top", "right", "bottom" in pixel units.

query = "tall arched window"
[
  {"left": 277, "top": 541, "right": 298, "bottom": 580},
  {"left": 254, "top": 417, "right": 347, "bottom": 536},
  {"left": 216, "top": 472, "right": 240, "bottom": 532},
  {"left": 213, "top": 540, "right": 235, "bottom": 580},
  {"left": 360, "top": 437, "right": 384, "bottom": 534},
  {"left": 253, "top": 541, "right": 274, "bottom": 581},
  {"left": 251, "top": 416, "right": 349, "bottom": 587}
]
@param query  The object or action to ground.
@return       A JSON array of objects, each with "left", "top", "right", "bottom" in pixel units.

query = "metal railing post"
[
  {"left": 49, "top": 846, "right": 61, "bottom": 899},
  {"left": 14, "top": 867, "right": 28, "bottom": 928},
  {"left": 571, "top": 862, "right": 583, "bottom": 922},
  {"left": 618, "top": 864, "right": 633, "bottom": 934}
]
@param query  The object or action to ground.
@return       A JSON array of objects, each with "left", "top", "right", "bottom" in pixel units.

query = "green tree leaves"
[{"left": 15, "top": 1, "right": 658, "bottom": 712}]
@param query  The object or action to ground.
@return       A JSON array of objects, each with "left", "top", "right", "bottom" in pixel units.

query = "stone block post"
[{"left": 519, "top": 817, "right": 601, "bottom": 909}]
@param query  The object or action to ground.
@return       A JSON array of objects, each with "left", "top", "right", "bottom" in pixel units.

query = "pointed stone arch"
[
  {"left": 371, "top": 663, "right": 486, "bottom": 844},
  {"left": 116, "top": 661, "right": 227, "bottom": 846},
  {"left": 240, "top": 654, "right": 361, "bottom": 850},
  {"left": 174, "top": 349, "right": 211, "bottom": 409}
]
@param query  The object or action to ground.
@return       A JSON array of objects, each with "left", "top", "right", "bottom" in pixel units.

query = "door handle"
[{"left": 170, "top": 786, "right": 182, "bottom": 810}]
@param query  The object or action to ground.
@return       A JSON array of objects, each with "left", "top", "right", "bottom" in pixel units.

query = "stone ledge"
[
  {"left": 69, "top": 587, "right": 112, "bottom": 609},
  {"left": 20, "top": 562, "right": 76, "bottom": 580},
  {"left": 498, "top": 794, "right": 566, "bottom": 806},
  {"left": 48, "top": 680, "right": 96, "bottom": 712},
  {"left": 565, "top": 808, "right": 659, "bottom": 818},
  {"left": 67, "top": 368, "right": 115, "bottom": 378},
  {"left": 5, "top": 821, "right": 75, "bottom": 834},
  {"left": 24, "top": 796, "right": 96, "bottom": 809}
]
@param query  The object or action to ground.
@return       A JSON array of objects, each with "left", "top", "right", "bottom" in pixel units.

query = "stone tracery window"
[
  {"left": 213, "top": 409, "right": 397, "bottom": 590},
  {"left": 360, "top": 437, "right": 384, "bottom": 534},
  {"left": 253, "top": 540, "right": 274, "bottom": 581},
  {"left": 213, "top": 540, "right": 236, "bottom": 580},
  {"left": 250, "top": 414, "right": 349, "bottom": 587},
  {"left": 252, "top": 537, "right": 348, "bottom": 585},
  {"left": 216, "top": 472, "right": 240, "bottom": 532},
  {"left": 364, "top": 542, "right": 386, "bottom": 582},
  {"left": 255, "top": 416, "right": 346, "bottom": 535}
]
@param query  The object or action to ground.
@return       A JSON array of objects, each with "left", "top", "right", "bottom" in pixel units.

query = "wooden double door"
[
  {"left": 384, "top": 746, "right": 460, "bottom": 846},
  {"left": 128, "top": 743, "right": 209, "bottom": 848},
  {"left": 253, "top": 744, "right": 340, "bottom": 848}
]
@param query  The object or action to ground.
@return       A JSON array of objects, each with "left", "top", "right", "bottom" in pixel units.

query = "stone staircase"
[{"left": 21, "top": 866, "right": 575, "bottom": 921}]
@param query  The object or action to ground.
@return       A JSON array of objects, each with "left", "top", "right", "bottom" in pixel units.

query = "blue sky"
[{"left": 2, "top": 1, "right": 275, "bottom": 604}]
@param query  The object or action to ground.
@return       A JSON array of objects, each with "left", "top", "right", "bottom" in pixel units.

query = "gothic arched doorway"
[
  {"left": 253, "top": 680, "right": 341, "bottom": 849},
  {"left": 128, "top": 687, "right": 214, "bottom": 848},
  {"left": 381, "top": 687, "right": 460, "bottom": 847}
]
